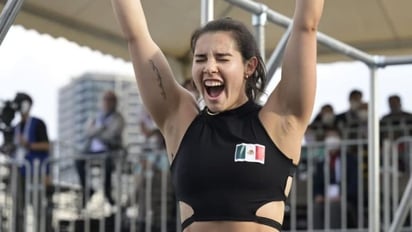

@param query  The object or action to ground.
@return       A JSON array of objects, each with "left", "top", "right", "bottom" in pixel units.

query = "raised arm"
[
  {"left": 111, "top": 0, "right": 188, "bottom": 129},
  {"left": 260, "top": 0, "right": 324, "bottom": 162},
  {"left": 265, "top": 0, "right": 324, "bottom": 126}
]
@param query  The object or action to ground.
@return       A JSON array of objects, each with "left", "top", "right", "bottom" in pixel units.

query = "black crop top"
[{"left": 171, "top": 101, "right": 297, "bottom": 231}]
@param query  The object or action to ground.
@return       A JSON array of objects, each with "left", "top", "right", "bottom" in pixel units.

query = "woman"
[{"left": 112, "top": 0, "right": 324, "bottom": 231}]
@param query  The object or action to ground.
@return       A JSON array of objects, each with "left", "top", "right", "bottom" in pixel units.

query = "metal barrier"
[
  {"left": 0, "top": 0, "right": 26, "bottom": 45},
  {"left": 0, "top": 153, "right": 31, "bottom": 232},
  {"left": 33, "top": 143, "right": 177, "bottom": 232},
  {"left": 283, "top": 135, "right": 412, "bottom": 232},
  {"left": 2, "top": 134, "right": 412, "bottom": 232}
]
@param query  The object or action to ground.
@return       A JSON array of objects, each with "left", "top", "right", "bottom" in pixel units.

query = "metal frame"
[
  {"left": 1, "top": 0, "right": 412, "bottom": 231},
  {"left": 206, "top": 0, "right": 412, "bottom": 231},
  {"left": 0, "top": 0, "right": 26, "bottom": 45},
  {"left": 201, "top": 0, "right": 214, "bottom": 26}
]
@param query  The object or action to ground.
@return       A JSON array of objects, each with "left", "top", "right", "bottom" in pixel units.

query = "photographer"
[{"left": 12, "top": 92, "right": 52, "bottom": 232}]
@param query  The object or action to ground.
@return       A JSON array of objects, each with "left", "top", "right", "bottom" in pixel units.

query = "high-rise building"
[{"left": 57, "top": 72, "right": 146, "bottom": 184}]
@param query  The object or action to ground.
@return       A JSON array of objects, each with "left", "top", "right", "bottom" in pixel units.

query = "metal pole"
[
  {"left": 145, "top": 156, "right": 153, "bottom": 232},
  {"left": 383, "top": 139, "right": 391, "bottom": 232},
  {"left": 341, "top": 143, "right": 348, "bottom": 229},
  {"left": 306, "top": 145, "right": 314, "bottom": 230},
  {"left": 252, "top": 4, "right": 267, "bottom": 61},
  {"left": 265, "top": 23, "right": 292, "bottom": 80},
  {"left": 377, "top": 55, "right": 412, "bottom": 67},
  {"left": 389, "top": 177, "right": 412, "bottom": 232},
  {"left": 290, "top": 173, "right": 297, "bottom": 231},
  {"left": 257, "top": 23, "right": 292, "bottom": 105},
  {"left": 160, "top": 154, "right": 168, "bottom": 232},
  {"left": 324, "top": 148, "right": 330, "bottom": 230},
  {"left": 224, "top": 0, "right": 376, "bottom": 65},
  {"left": 0, "top": 0, "right": 26, "bottom": 45},
  {"left": 33, "top": 160, "right": 41, "bottom": 232},
  {"left": 226, "top": 0, "right": 412, "bottom": 67},
  {"left": 201, "top": 0, "right": 214, "bottom": 26},
  {"left": 357, "top": 141, "right": 364, "bottom": 229},
  {"left": 368, "top": 65, "right": 380, "bottom": 232},
  {"left": 115, "top": 153, "right": 123, "bottom": 232}
]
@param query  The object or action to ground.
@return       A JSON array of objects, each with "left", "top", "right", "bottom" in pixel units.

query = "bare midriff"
[{"left": 183, "top": 221, "right": 281, "bottom": 232}]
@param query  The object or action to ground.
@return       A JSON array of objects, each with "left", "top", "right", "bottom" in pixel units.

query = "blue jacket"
[{"left": 14, "top": 117, "right": 49, "bottom": 175}]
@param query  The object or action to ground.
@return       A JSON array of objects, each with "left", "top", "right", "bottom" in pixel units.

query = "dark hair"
[
  {"left": 321, "top": 104, "right": 333, "bottom": 111},
  {"left": 349, "top": 89, "right": 362, "bottom": 99},
  {"left": 389, "top": 94, "right": 400, "bottom": 102},
  {"left": 103, "top": 90, "right": 118, "bottom": 107},
  {"left": 14, "top": 92, "right": 33, "bottom": 106},
  {"left": 190, "top": 17, "right": 266, "bottom": 100}
]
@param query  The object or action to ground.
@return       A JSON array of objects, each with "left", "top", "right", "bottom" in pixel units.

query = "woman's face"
[{"left": 192, "top": 31, "right": 254, "bottom": 113}]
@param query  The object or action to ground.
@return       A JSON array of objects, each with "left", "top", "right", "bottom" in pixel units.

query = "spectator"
[
  {"left": 336, "top": 89, "right": 363, "bottom": 138},
  {"left": 309, "top": 104, "right": 338, "bottom": 141},
  {"left": 313, "top": 127, "right": 359, "bottom": 229},
  {"left": 380, "top": 95, "right": 412, "bottom": 173},
  {"left": 380, "top": 94, "right": 412, "bottom": 138},
  {"left": 12, "top": 92, "right": 52, "bottom": 232},
  {"left": 137, "top": 109, "right": 176, "bottom": 232},
  {"left": 75, "top": 90, "right": 125, "bottom": 208}
]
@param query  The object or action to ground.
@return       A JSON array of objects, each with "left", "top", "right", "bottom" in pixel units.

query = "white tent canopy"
[{"left": 2, "top": 0, "right": 412, "bottom": 62}]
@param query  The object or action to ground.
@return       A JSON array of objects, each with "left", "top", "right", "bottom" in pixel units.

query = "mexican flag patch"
[{"left": 234, "top": 143, "right": 265, "bottom": 164}]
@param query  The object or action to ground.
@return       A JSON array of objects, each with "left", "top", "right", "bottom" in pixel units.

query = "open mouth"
[{"left": 204, "top": 80, "right": 224, "bottom": 98}]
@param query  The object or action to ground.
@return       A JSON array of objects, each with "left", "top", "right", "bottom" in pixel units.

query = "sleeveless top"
[{"left": 171, "top": 101, "right": 297, "bottom": 231}]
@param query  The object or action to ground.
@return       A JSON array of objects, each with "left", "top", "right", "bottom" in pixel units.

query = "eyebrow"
[
  {"left": 194, "top": 52, "right": 233, "bottom": 58},
  {"left": 216, "top": 52, "right": 232, "bottom": 58}
]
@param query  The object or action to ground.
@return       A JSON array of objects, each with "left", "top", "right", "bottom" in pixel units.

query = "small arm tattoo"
[{"left": 149, "top": 59, "right": 167, "bottom": 100}]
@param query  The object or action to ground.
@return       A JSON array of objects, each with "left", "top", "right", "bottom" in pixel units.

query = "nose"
[{"left": 202, "top": 59, "right": 218, "bottom": 75}]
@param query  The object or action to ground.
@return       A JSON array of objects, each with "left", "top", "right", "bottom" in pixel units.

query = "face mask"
[
  {"left": 358, "top": 110, "right": 368, "bottom": 121},
  {"left": 325, "top": 136, "right": 341, "bottom": 150},
  {"left": 321, "top": 113, "right": 335, "bottom": 125},
  {"left": 350, "top": 101, "right": 360, "bottom": 111},
  {"left": 20, "top": 100, "right": 31, "bottom": 115}
]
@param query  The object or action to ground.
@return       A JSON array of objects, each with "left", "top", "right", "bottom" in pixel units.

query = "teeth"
[{"left": 204, "top": 80, "right": 223, "bottom": 87}]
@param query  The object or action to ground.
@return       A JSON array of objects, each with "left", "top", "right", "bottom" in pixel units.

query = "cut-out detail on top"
[
  {"left": 284, "top": 176, "right": 293, "bottom": 198},
  {"left": 255, "top": 201, "right": 285, "bottom": 231},
  {"left": 179, "top": 201, "right": 194, "bottom": 223}
]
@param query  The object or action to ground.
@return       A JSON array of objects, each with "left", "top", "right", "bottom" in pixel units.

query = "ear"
[{"left": 244, "top": 56, "right": 258, "bottom": 77}]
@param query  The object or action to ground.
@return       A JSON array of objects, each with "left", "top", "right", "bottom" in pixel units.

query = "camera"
[
  {"left": 0, "top": 100, "right": 16, "bottom": 128},
  {"left": 0, "top": 100, "right": 17, "bottom": 155},
  {"left": 0, "top": 92, "right": 32, "bottom": 154}
]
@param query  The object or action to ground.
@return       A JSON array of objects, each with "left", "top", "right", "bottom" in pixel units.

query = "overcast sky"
[{"left": 1, "top": 25, "right": 412, "bottom": 141}]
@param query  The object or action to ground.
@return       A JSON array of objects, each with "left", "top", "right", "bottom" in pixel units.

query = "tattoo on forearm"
[{"left": 149, "top": 60, "right": 167, "bottom": 100}]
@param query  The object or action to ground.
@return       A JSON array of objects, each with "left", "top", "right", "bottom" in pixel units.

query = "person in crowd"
[
  {"left": 380, "top": 94, "right": 412, "bottom": 137},
  {"left": 336, "top": 89, "right": 363, "bottom": 136},
  {"left": 12, "top": 92, "right": 52, "bottom": 232},
  {"left": 313, "top": 127, "right": 359, "bottom": 229},
  {"left": 111, "top": 0, "right": 324, "bottom": 231},
  {"left": 355, "top": 102, "right": 368, "bottom": 138},
  {"left": 309, "top": 104, "right": 338, "bottom": 141},
  {"left": 380, "top": 95, "right": 412, "bottom": 173},
  {"left": 75, "top": 90, "right": 125, "bottom": 208},
  {"left": 137, "top": 109, "right": 177, "bottom": 231}
]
